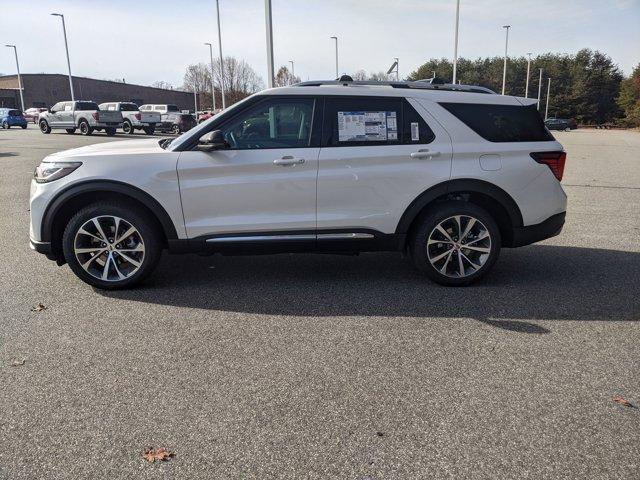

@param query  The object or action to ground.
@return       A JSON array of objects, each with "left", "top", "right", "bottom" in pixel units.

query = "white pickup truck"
[
  {"left": 99, "top": 102, "right": 161, "bottom": 135},
  {"left": 38, "top": 101, "right": 123, "bottom": 136}
]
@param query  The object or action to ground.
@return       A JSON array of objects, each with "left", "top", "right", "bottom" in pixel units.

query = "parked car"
[
  {"left": 99, "top": 102, "right": 160, "bottom": 135},
  {"left": 38, "top": 101, "right": 123, "bottom": 136},
  {"left": 197, "top": 109, "right": 222, "bottom": 124},
  {"left": 139, "top": 104, "right": 180, "bottom": 115},
  {"left": 24, "top": 107, "right": 48, "bottom": 124},
  {"left": 0, "top": 108, "right": 27, "bottom": 129},
  {"left": 545, "top": 118, "right": 577, "bottom": 131},
  {"left": 158, "top": 112, "right": 197, "bottom": 134},
  {"left": 30, "top": 79, "right": 567, "bottom": 289}
]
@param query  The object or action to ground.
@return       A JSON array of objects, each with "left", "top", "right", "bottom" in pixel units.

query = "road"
[{"left": 0, "top": 126, "right": 638, "bottom": 479}]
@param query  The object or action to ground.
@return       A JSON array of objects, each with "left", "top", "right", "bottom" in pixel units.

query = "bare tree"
[
  {"left": 352, "top": 70, "right": 368, "bottom": 81},
  {"left": 274, "top": 66, "right": 301, "bottom": 87},
  {"left": 151, "top": 80, "right": 174, "bottom": 90}
]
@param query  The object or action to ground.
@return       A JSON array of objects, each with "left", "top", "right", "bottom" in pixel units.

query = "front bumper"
[
  {"left": 510, "top": 212, "right": 566, "bottom": 247},
  {"left": 30, "top": 238, "right": 59, "bottom": 262}
]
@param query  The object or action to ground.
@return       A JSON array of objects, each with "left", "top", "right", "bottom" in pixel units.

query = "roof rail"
[{"left": 294, "top": 79, "right": 496, "bottom": 94}]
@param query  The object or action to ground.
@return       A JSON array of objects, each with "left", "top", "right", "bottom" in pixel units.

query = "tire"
[
  {"left": 105, "top": 127, "right": 116, "bottom": 136},
  {"left": 2, "top": 121, "right": 9, "bottom": 129},
  {"left": 171, "top": 124, "right": 181, "bottom": 135},
  {"left": 21, "top": 124, "right": 27, "bottom": 129},
  {"left": 122, "top": 120, "right": 134, "bottom": 135},
  {"left": 62, "top": 202, "right": 162, "bottom": 289},
  {"left": 39, "top": 120, "right": 51, "bottom": 134},
  {"left": 143, "top": 126, "right": 155, "bottom": 135},
  {"left": 65, "top": 128, "right": 76, "bottom": 134},
  {"left": 79, "top": 120, "right": 93, "bottom": 136},
  {"left": 409, "top": 201, "right": 501, "bottom": 286}
]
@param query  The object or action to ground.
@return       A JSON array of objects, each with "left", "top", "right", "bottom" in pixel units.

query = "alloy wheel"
[
  {"left": 73, "top": 215, "right": 145, "bottom": 282},
  {"left": 427, "top": 215, "right": 492, "bottom": 278}
]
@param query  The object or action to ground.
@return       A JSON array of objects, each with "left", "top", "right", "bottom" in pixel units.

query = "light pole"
[
  {"left": 5, "top": 45, "right": 25, "bottom": 112},
  {"left": 215, "top": 0, "right": 226, "bottom": 108},
  {"left": 204, "top": 43, "right": 217, "bottom": 111},
  {"left": 289, "top": 60, "right": 295, "bottom": 78},
  {"left": 501, "top": 25, "right": 510, "bottom": 95},
  {"left": 525, "top": 52, "right": 532, "bottom": 98},
  {"left": 545, "top": 77, "right": 551, "bottom": 120},
  {"left": 452, "top": 0, "right": 460, "bottom": 84},
  {"left": 537, "top": 68, "right": 543, "bottom": 110},
  {"left": 394, "top": 57, "right": 399, "bottom": 81},
  {"left": 51, "top": 13, "right": 75, "bottom": 102},
  {"left": 330, "top": 36, "right": 338, "bottom": 78},
  {"left": 193, "top": 89, "right": 198, "bottom": 117},
  {"left": 265, "top": 0, "right": 275, "bottom": 88}
]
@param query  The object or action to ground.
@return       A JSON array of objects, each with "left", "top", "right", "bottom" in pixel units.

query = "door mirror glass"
[{"left": 198, "top": 130, "right": 229, "bottom": 151}]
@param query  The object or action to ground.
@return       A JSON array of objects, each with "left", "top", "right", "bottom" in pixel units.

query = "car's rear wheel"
[
  {"left": 122, "top": 120, "right": 134, "bottom": 134},
  {"left": 409, "top": 201, "right": 501, "bottom": 286},
  {"left": 79, "top": 120, "right": 93, "bottom": 136},
  {"left": 62, "top": 202, "right": 162, "bottom": 289},
  {"left": 171, "top": 124, "right": 181, "bottom": 134},
  {"left": 21, "top": 124, "right": 27, "bottom": 129},
  {"left": 39, "top": 120, "right": 51, "bottom": 134},
  {"left": 2, "top": 121, "right": 9, "bottom": 129}
]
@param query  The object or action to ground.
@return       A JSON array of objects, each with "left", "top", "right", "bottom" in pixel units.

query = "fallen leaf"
[
  {"left": 30, "top": 303, "right": 46, "bottom": 312},
  {"left": 613, "top": 395, "right": 636, "bottom": 408},
  {"left": 376, "top": 431, "right": 384, "bottom": 437},
  {"left": 142, "top": 447, "right": 174, "bottom": 463},
  {"left": 10, "top": 358, "right": 26, "bottom": 367}
]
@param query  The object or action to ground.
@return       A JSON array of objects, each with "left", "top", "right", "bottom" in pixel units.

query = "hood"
[{"left": 47, "top": 138, "right": 167, "bottom": 159}]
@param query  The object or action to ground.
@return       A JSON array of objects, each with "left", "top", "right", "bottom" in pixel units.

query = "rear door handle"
[
  {"left": 273, "top": 156, "right": 305, "bottom": 166},
  {"left": 410, "top": 149, "right": 441, "bottom": 159}
]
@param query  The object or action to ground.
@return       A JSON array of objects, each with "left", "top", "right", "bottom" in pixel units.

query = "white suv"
[{"left": 30, "top": 80, "right": 567, "bottom": 289}]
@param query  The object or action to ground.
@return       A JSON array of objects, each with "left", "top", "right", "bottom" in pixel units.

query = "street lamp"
[
  {"left": 289, "top": 60, "right": 295, "bottom": 77},
  {"left": 525, "top": 52, "right": 532, "bottom": 98},
  {"left": 215, "top": 0, "right": 226, "bottom": 109},
  {"left": 452, "top": 0, "right": 460, "bottom": 84},
  {"left": 545, "top": 77, "right": 551, "bottom": 120},
  {"left": 51, "top": 13, "right": 75, "bottom": 102},
  {"left": 330, "top": 36, "right": 338, "bottom": 78},
  {"left": 204, "top": 43, "right": 217, "bottom": 110},
  {"left": 501, "top": 25, "right": 510, "bottom": 95},
  {"left": 537, "top": 68, "right": 543, "bottom": 110},
  {"left": 265, "top": 0, "right": 275, "bottom": 88},
  {"left": 4, "top": 45, "right": 25, "bottom": 112},
  {"left": 394, "top": 57, "right": 399, "bottom": 81}
]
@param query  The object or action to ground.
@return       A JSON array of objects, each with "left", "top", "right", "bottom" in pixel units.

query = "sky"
[{"left": 1, "top": 0, "right": 639, "bottom": 89}]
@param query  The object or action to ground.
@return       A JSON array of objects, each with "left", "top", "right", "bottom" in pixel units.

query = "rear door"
[
  {"left": 177, "top": 95, "right": 322, "bottom": 239},
  {"left": 316, "top": 95, "right": 452, "bottom": 235}
]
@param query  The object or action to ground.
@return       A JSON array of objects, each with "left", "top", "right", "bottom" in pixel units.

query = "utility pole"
[
  {"left": 51, "top": 13, "right": 75, "bottom": 102},
  {"left": 501, "top": 25, "right": 510, "bottom": 95},
  {"left": 215, "top": 0, "right": 226, "bottom": 108},
  {"left": 330, "top": 36, "right": 339, "bottom": 78},
  {"left": 265, "top": 0, "right": 275, "bottom": 88},
  {"left": 204, "top": 43, "right": 217, "bottom": 111},
  {"left": 394, "top": 57, "right": 399, "bottom": 81},
  {"left": 537, "top": 68, "right": 543, "bottom": 110},
  {"left": 193, "top": 90, "right": 198, "bottom": 117},
  {"left": 452, "top": 0, "right": 460, "bottom": 84},
  {"left": 5, "top": 45, "right": 25, "bottom": 112},
  {"left": 289, "top": 60, "right": 295, "bottom": 83},
  {"left": 545, "top": 77, "right": 551, "bottom": 120},
  {"left": 525, "top": 52, "right": 532, "bottom": 98}
]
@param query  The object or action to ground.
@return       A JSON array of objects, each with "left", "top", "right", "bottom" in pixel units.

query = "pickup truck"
[
  {"left": 99, "top": 102, "right": 161, "bottom": 135},
  {"left": 38, "top": 101, "right": 123, "bottom": 136}
]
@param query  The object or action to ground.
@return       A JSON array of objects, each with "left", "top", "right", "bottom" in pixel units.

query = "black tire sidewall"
[
  {"left": 40, "top": 120, "right": 51, "bottom": 133},
  {"left": 410, "top": 201, "right": 501, "bottom": 286},
  {"left": 123, "top": 121, "right": 133, "bottom": 134},
  {"left": 79, "top": 121, "right": 91, "bottom": 135},
  {"left": 62, "top": 202, "right": 162, "bottom": 289}
]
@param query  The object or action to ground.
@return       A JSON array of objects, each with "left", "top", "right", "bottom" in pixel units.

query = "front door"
[{"left": 178, "top": 96, "right": 321, "bottom": 239}]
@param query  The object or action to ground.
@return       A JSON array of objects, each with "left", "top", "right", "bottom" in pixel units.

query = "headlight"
[{"left": 34, "top": 161, "right": 82, "bottom": 183}]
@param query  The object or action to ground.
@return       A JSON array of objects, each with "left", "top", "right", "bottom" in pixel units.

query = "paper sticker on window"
[
  {"left": 338, "top": 111, "right": 397, "bottom": 142},
  {"left": 411, "top": 122, "right": 419, "bottom": 141}
]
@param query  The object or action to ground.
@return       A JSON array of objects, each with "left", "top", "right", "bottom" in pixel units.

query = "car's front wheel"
[
  {"left": 62, "top": 202, "right": 162, "bottom": 289},
  {"left": 39, "top": 120, "right": 51, "bottom": 134},
  {"left": 409, "top": 201, "right": 501, "bottom": 286}
]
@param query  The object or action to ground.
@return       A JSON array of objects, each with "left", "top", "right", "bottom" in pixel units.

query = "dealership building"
[{"left": 0, "top": 73, "right": 195, "bottom": 111}]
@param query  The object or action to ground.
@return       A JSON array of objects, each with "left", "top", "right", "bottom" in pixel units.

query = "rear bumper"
[{"left": 510, "top": 212, "right": 566, "bottom": 247}]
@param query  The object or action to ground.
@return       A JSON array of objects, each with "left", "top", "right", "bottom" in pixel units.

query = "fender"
[
  {"left": 395, "top": 179, "right": 523, "bottom": 234},
  {"left": 41, "top": 180, "right": 179, "bottom": 242}
]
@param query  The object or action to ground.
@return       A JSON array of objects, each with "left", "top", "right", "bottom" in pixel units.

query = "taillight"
[
  {"left": 92, "top": 112, "right": 99, "bottom": 121},
  {"left": 530, "top": 151, "right": 566, "bottom": 181},
  {"left": 135, "top": 113, "right": 141, "bottom": 121}
]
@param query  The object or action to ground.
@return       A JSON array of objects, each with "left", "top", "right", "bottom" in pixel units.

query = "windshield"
[{"left": 167, "top": 95, "right": 256, "bottom": 151}]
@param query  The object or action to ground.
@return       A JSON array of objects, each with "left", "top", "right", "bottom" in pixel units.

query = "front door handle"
[
  {"left": 273, "top": 156, "right": 305, "bottom": 166},
  {"left": 410, "top": 149, "right": 441, "bottom": 159}
]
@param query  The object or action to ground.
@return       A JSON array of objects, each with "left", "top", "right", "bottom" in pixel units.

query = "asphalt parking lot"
[{"left": 0, "top": 125, "right": 638, "bottom": 479}]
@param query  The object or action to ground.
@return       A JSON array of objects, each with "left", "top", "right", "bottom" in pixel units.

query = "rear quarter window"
[
  {"left": 76, "top": 102, "right": 99, "bottom": 111},
  {"left": 440, "top": 103, "right": 554, "bottom": 142}
]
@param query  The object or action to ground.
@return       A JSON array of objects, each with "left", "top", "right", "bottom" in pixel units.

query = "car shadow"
[
  {"left": 100, "top": 245, "right": 640, "bottom": 334},
  {"left": 0, "top": 152, "right": 18, "bottom": 157}
]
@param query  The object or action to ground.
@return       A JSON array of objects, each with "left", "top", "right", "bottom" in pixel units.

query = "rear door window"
[
  {"left": 76, "top": 102, "right": 99, "bottom": 111},
  {"left": 440, "top": 102, "right": 553, "bottom": 142}
]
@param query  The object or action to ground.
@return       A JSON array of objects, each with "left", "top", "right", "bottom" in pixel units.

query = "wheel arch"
[
  {"left": 396, "top": 179, "right": 523, "bottom": 248},
  {"left": 42, "top": 180, "right": 179, "bottom": 259}
]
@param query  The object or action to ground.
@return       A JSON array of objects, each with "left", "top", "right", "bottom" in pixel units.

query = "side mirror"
[{"left": 198, "top": 130, "right": 228, "bottom": 151}]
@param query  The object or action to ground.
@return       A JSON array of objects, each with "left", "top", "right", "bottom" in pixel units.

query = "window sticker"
[
  {"left": 411, "top": 122, "right": 419, "bottom": 141},
  {"left": 338, "top": 111, "right": 397, "bottom": 142}
]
